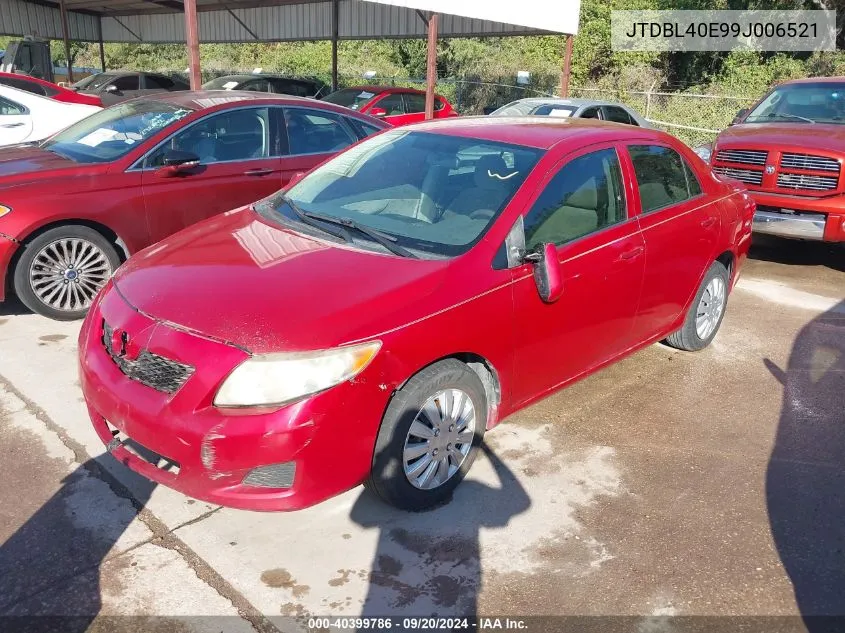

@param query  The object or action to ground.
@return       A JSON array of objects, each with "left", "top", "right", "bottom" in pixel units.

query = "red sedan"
[
  {"left": 0, "top": 72, "right": 103, "bottom": 106},
  {"left": 323, "top": 85, "right": 458, "bottom": 126},
  {"left": 78, "top": 117, "right": 754, "bottom": 512},
  {"left": 0, "top": 91, "right": 387, "bottom": 320}
]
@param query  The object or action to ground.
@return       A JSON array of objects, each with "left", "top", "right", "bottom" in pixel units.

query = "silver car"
[{"left": 489, "top": 98, "right": 650, "bottom": 127}]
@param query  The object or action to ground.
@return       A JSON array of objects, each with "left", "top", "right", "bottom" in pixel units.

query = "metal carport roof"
[{"left": 0, "top": 0, "right": 558, "bottom": 43}]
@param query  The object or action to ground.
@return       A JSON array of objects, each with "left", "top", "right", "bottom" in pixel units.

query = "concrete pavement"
[{"left": 0, "top": 236, "right": 843, "bottom": 630}]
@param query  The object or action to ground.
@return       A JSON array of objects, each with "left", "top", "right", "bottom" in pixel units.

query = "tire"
[
  {"left": 13, "top": 225, "right": 121, "bottom": 321},
  {"left": 367, "top": 359, "right": 487, "bottom": 511},
  {"left": 664, "top": 261, "right": 730, "bottom": 352}
]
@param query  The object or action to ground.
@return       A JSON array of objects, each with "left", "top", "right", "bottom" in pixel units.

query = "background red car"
[
  {"left": 323, "top": 85, "right": 458, "bottom": 125},
  {"left": 78, "top": 118, "right": 754, "bottom": 513},
  {"left": 0, "top": 92, "right": 387, "bottom": 320},
  {"left": 0, "top": 71, "right": 103, "bottom": 106}
]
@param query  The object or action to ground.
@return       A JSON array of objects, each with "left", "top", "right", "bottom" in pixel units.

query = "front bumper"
[
  {"left": 0, "top": 233, "right": 19, "bottom": 303},
  {"left": 78, "top": 284, "right": 393, "bottom": 511},
  {"left": 748, "top": 193, "right": 845, "bottom": 242}
]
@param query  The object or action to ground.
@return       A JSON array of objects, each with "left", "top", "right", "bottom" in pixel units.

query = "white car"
[{"left": 0, "top": 84, "right": 101, "bottom": 146}]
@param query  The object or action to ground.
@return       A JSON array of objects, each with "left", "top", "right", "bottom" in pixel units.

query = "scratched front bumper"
[{"left": 78, "top": 282, "right": 391, "bottom": 511}]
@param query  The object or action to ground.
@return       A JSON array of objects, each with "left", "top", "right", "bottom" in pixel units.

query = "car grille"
[
  {"left": 102, "top": 321, "right": 194, "bottom": 394},
  {"left": 776, "top": 172, "right": 839, "bottom": 192},
  {"left": 715, "top": 149, "right": 768, "bottom": 166},
  {"left": 780, "top": 153, "right": 840, "bottom": 173},
  {"left": 713, "top": 166, "right": 764, "bottom": 185}
]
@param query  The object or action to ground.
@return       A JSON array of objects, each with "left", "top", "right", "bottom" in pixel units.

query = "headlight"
[
  {"left": 214, "top": 340, "right": 381, "bottom": 407},
  {"left": 694, "top": 145, "right": 712, "bottom": 163},
  {"left": 0, "top": 205, "right": 11, "bottom": 218}
]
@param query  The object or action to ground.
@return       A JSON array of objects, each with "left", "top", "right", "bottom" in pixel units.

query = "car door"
[
  {"left": 510, "top": 144, "right": 646, "bottom": 404},
  {"left": 400, "top": 93, "right": 427, "bottom": 124},
  {"left": 140, "top": 105, "right": 284, "bottom": 243},
  {"left": 368, "top": 93, "right": 409, "bottom": 126},
  {"left": 278, "top": 106, "right": 360, "bottom": 186},
  {"left": 100, "top": 75, "right": 141, "bottom": 106},
  {"left": 625, "top": 143, "right": 720, "bottom": 343},
  {"left": 0, "top": 95, "right": 33, "bottom": 145}
]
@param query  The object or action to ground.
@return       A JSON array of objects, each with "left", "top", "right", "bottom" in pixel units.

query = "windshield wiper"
[
  {"left": 755, "top": 113, "right": 816, "bottom": 124},
  {"left": 301, "top": 212, "right": 418, "bottom": 259},
  {"left": 279, "top": 194, "right": 347, "bottom": 242}
]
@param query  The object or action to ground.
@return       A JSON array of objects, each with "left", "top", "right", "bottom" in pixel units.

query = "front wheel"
[
  {"left": 664, "top": 260, "right": 730, "bottom": 352},
  {"left": 367, "top": 359, "right": 487, "bottom": 511},
  {"left": 13, "top": 226, "right": 120, "bottom": 321}
]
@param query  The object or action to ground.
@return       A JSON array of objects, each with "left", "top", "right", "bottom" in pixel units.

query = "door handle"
[
  {"left": 0, "top": 122, "right": 24, "bottom": 128},
  {"left": 243, "top": 168, "right": 274, "bottom": 176},
  {"left": 700, "top": 217, "right": 717, "bottom": 228},
  {"left": 617, "top": 246, "right": 644, "bottom": 261}
]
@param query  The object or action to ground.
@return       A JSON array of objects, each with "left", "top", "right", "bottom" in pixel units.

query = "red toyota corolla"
[
  {"left": 78, "top": 118, "right": 754, "bottom": 512},
  {"left": 0, "top": 91, "right": 387, "bottom": 320},
  {"left": 323, "top": 86, "right": 458, "bottom": 126}
]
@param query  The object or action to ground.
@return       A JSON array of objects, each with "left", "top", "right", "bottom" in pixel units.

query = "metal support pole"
[
  {"left": 184, "top": 0, "right": 202, "bottom": 90},
  {"left": 424, "top": 12, "right": 438, "bottom": 120},
  {"left": 59, "top": 0, "right": 74, "bottom": 83},
  {"left": 560, "top": 34, "right": 573, "bottom": 98},
  {"left": 97, "top": 17, "right": 106, "bottom": 72},
  {"left": 331, "top": 0, "right": 339, "bottom": 92}
]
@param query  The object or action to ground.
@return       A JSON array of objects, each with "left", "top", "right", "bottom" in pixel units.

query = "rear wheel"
[
  {"left": 13, "top": 226, "right": 120, "bottom": 321},
  {"left": 367, "top": 360, "right": 486, "bottom": 511},
  {"left": 664, "top": 261, "right": 730, "bottom": 352}
]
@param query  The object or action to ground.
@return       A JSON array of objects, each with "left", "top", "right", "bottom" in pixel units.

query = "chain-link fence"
[{"left": 176, "top": 67, "right": 760, "bottom": 147}]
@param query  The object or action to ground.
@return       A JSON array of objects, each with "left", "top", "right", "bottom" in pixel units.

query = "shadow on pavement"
[
  {"left": 350, "top": 442, "right": 530, "bottom": 618},
  {"left": 0, "top": 296, "right": 30, "bottom": 317},
  {"left": 765, "top": 299, "right": 845, "bottom": 626},
  {"left": 0, "top": 454, "right": 156, "bottom": 632},
  {"left": 749, "top": 234, "right": 845, "bottom": 273}
]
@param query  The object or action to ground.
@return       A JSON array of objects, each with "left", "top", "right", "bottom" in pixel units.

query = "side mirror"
[
  {"left": 104, "top": 84, "right": 119, "bottom": 93},
  {"left": 369, "top": 107, "right": 387, "bottom": 118},
  {"left": 286, "top": 171, "right": 306, "bottom": 188},
  {"left": 731, "top": 108, "right": 749, "bottom": 125},
  {"left": 524, "top": 243, "right": 563, "bottom": 303},
  {"left": 155, "top": 150, "right": 200, "bottom": 177}
]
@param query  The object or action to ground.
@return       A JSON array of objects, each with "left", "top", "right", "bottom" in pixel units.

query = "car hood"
[
  {"left": 113, "top": 208, "right": 451, "bottom": 354},
  {"left": 0, "top": 145, "right": 79, "bottom": 179},
  {"left": 717, "top": 123, "right": 845, "bottom": 153}
]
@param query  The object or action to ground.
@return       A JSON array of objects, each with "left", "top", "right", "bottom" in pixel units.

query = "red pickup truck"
[{"left": 700, "top": 77, "right": 845, "bottom": 243}]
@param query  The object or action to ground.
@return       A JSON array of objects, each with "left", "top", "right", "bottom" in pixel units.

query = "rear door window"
[
  {"left": 284, "top": 108, "right": 356, "bottom": 155},
  {"left": 145, "top": 74, "right": 176, "bottom": 90},
  {"left": 628, "top": 145, "right": 697, "bottom": 213},
  {"left": 403, "top": 93, "right": 426, "bottom": 114},
  {"left": 112, "top": 75, "right": 140, "bottom": 91}
]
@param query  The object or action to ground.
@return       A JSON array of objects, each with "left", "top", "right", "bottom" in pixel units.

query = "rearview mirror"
[
  {"left": 155, "top": 150, "right": 200, "bottom": 177},
  {"left": 369, "top": 107, "right": 387, "bottom": 117},
  {"left": 524, "top": 243, "right": 563, "bottom": 303},
  {"left": 731, "top": 108, "right": 749, "bottom": 125}
]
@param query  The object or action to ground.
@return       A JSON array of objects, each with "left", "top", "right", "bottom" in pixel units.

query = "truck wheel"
[
  {"left": 367, "top": 359, "right": 486, "bottom": 511},
  {"left": 13, "top": 226, "right": 120, "bottom": 321}
]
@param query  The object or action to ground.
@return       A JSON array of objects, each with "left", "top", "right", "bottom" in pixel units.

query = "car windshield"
[
  {"left": 745, "top": 82, "right": 845, "bottom": 124},
  {"left": 202, "top": 76, "right": 247, "bottom": 90},
  {"left": 41, "top": 100, "right": 194, "bottom": 164},
  {"left": 491, "top": 101, "right": 538, "bottom": 116},
  {"left": 260, "top": 130, "right": 544, "bottom": 257},
  {"left": 72, "top": 73, "right": 117, "bottom": 91},
  {"left": 323, "top": 88, "right": 381, "bottom": 110}
]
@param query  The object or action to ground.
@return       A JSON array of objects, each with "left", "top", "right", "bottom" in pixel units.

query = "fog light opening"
[{"left": 242, "top": 462, "right": 296, "bottom": 489}]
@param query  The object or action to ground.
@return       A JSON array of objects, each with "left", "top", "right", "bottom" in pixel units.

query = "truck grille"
[
  {"left": 715, "top": 149, "right": 768, "bottom": 166},
  {"left": 776, "top": 173, "right": 839, "bottom": 192},
  {"left": 780, "top": 153, "right": 840, "bottom": 173},
  {"left": 713, "top": 166, "right": 763, "bottom": 185},
  {"left": 102, "top": 321, "right": 194, "bottom": 394}
]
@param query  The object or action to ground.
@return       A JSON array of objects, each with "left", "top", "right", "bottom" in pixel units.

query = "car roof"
[
  {"left": 778, "top": 76, "right": 845, "bottom": 86},
  {"left": 135, "top": 90, "right": 388, "bottom": 118},
  {"left": 405, "top": 115, "right": 666, "bottom": 149},
  {"left": 211, "top": 74, "right": 313, "bottom": 83},
  {"left": 505, "top": 97, "right": 631, "bottom": 108}
]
